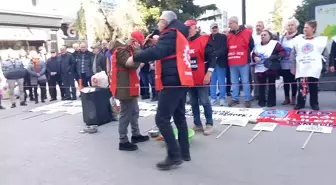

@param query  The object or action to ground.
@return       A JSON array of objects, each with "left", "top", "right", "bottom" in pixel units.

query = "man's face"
[
  {"left": 157, "top": 19, "right": 167, "bottom": 32},
  {"left": 188, "top": 25, "right": 197, "bottom": 38},
  {"left": 286, "top": 21, "right": 297, "bottom": 34},
  {"left": 60, "top": 48, "right": 67, "bottom": 55},
  {"left": 211, "top": 26, "right": 219, "bottom": 34},
  {"left": 102, "top": 41, "right": 108, "bottom": 48},
  {"left": 80, "top": 44, "right": 87, "bottom": 52},
  {"left": 228, "top": 20, "right": 238, "bottom": 31},
  {"left": 51, "top": 52, "right": 57, "bottom": 57},
  {"left": 255, "top": 22, "right": 264, "bottom": 34},
  {"left": 93, "top": 48, "right": 100, "bottom": 55},
  {"left": 73, "top": 44, "right": 79, "bottom": 51}
]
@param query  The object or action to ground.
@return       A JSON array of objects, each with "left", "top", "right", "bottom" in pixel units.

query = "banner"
[{"left": 256, "top": 110, "right": 289, "bottom": 124}]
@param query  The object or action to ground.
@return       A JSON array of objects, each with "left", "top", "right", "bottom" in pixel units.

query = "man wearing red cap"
[
  {"left": 109, "top": 30, "right": 149, "bottom": 151},
  {"left": 184, "top": 19, "right": 216, "bottom": 135}
]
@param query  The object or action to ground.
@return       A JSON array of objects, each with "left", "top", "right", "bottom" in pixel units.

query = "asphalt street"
[{"left": 0, "top": 89, "right": 335, "bottom": 185}]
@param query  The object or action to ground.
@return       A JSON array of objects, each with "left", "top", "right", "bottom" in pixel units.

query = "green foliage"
[
  {"left": 137, "top": 0, "right": 161, "bottom": 32},
  {"left": 320, "top": 25, "right": 336, "bottom": 39},
  {"left": 270, "top": 0, "right": 283, "bottom": 33},
  {"left": 75, "top": 4, "right": 87, "bottom": 39}
]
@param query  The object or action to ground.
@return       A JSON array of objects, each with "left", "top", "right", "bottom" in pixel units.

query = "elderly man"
[
  {"left": 1, "top": 50, "right": 27, "bottom": 108},
  {"left": 91, "top": 45, "right": 106, "bottom": 75},
  {"left": 227, "top": 16, "right": 254, "bottom": 108},
  {"left": 76, "top": 43, "right": 93, "bottom": 87},
  {"left": 59, "top": 46, "right": 76, "bottom": 100},
  {"left": 126, "top": 11, "right": 193, "bottom": 170}
]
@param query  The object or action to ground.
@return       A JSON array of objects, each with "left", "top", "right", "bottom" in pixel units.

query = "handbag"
[{"left": 264, "top": 55, "right": 281, "bottom": 71}]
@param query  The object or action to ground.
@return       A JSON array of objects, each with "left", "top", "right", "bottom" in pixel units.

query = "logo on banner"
[{"left": 302, "top": 43, "right": 314, "bottom": 54}]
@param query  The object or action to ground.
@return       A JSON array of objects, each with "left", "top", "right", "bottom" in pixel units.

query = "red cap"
[
  {"left": 131, "top": 31, "right": 145, "bottom": 45},
  {"left": 184, "top": 20, "right": 197, "bottom": 27}
]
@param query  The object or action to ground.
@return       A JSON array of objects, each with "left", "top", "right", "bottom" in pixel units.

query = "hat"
[
  {"left": 131, "top": 31, "right": 145, "bottom": 45},
  {"left": 50, "top": 50, "right": 56, "bottom": 53},
  {"left": 210, "top": 22, "right": 218, "bottom": 29},
  {"left": 184, "top": 20, "right": 197, "bottom": 27}
]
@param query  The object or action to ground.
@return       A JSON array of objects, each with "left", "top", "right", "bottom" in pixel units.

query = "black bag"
[
  {"left": 4, "top": 68, "right": 27, "bottom": 79},
  {"left": 264, "top": 55, "right": 281, "bottom": 71}
]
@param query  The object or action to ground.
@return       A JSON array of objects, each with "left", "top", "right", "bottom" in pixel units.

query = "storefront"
[{"left": 0, "top": 9, "right": 62, "bottom": 57}]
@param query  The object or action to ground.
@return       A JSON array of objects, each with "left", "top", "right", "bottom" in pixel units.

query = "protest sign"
[
  {"left": 283, "top": 110, "right": 336, "bottom": 127},
  {"left": 248, "top": 122, "right": 278, "bottom": 144},
  {"left": 257, "top": 110, "right": 289, "bottom": 124},
  {"left": 296, "top": 124, "right": 333, "bottom": 149},
  {"left": 216, "top": 117, "right": 249, "bottom": 139}
]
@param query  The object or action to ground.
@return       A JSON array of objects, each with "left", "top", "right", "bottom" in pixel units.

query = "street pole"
[{"left": 242, "top": 0, "right": 246, "bottom": 25}]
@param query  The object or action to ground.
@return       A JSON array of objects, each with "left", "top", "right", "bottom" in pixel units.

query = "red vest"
[
  {"left": 155, "top": 28, "right": 194, "bottom": 90},
  {"left": 227, "top": 29, "right": 252, "bottom": 66},
  {"left": 189, "top": 35, "right": 209, "bottom": 85},
  {"left": 110, "top": 47, "right": 140, "bottom": 96}
]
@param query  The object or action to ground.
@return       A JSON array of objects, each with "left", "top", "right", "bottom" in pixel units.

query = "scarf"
[
  {"left": 32, "top": 58, "right": 39, "bottom": 72},
  {"left": 285, "top": 31, "right": 298, "bottom": 40}
]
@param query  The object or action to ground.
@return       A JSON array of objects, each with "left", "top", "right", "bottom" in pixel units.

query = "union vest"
[
  {"left": 189, "top": 35, "right": 209, "bottom": 85},
  {"left": 227, "top": 29, "right": 252, "bottom": 66},
  {"left": 155, "top": 28, "right": 194, "bottom": 90},
  {"left": 110, "top": 47, "right": 140, "bottom": 96}
]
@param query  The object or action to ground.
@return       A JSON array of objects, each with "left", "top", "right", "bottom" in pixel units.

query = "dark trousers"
[
  {"left": 48, "top": 74, "right": 64, "bottom": 99},
  {"left": 155, "top": 87, "right": 189, "bottom": 159},
  {"left": 32, "top": 81, "right": 46, "bottom": 102},
  {"left": 281, "top": 69, "right": 297, "bottom": 97},
  {"left": 80, "top": 73, "right": 92, "bottom": 87},
  {"left": 226, "top": 67, "right": 231, "bottom": 95},
  {"left": 63, "top": 74, "right": 76, "bottom": 98},
  {"left": 257, "top": 72, "right": 277, "bottom": 106},
  {"left": 140, "top": 71, "right": 156, "bottom": 97},
  {"left": 297, "top": 77, "right": 319, "bottom": 107},
  {"left": 23, "top": 73, "right": 33, "bottom": 101}
]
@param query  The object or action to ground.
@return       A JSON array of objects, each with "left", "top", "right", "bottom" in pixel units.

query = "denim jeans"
[
  {"left": 210, "top": 65, "right": 226, "bottom": 100},
  {"left": 140, "top": 71, "right": 156, "bottom": 97},
  {"left": 230, "top": 64, "right": 251, "bottom": 101},
  {"left": 189, "top": 87, "right": 213, "bottom": 126}
]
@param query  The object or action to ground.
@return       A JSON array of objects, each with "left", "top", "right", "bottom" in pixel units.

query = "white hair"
[
  {"left": 286, "top": 18, "right": 300, "bottom": 27},
  {"left": 228, "top": 16, "right": 239, "bottom": 23},
  {"left": 160, "top": 11, "right": 177, "bottom": 25}
]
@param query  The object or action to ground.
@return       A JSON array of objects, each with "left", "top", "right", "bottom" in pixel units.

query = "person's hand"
[
  {"left": 203, "top": 71, "right": 212, "bottom": 85},
  {"left": 36, "top": 73, "right": 40, "bottom": 76},
  {"left": 330, "top": 66, "right": 335, "bottom": 72},
  {"left": 132, "top": 41, "right": 141, "bottom": 49},
  {"left": 254, "top": 56, "right": 262, "bottom": 62},
  {"left": 125, "top": 56, "right": 134, "bottom": 67},
  {"left": 150, "top": 63, "right": 155, "bottom": 70}
]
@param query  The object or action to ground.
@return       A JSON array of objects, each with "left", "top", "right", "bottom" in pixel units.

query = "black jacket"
[
  {"left": 133, "top": 19, "right": 189, "bottom": 87},
  {"left": 59, "top": 53, "right": 75, "bottom": 76},
  {"left": 229, "top": 25, "right": 255, "bottom": 63},
  {"left": 190, "top": 33, "right": 216, "bottom": 72},
  {"left": 209, "top": 33, "right": 228, "bottom": 68},
  {"left": 92, "top": 53, "right": 106, "bottom": 74},
  {"left": 330, "top": 40, "right": 336, "bottom": 67},
  {"left": 46, "top": 56, "right": 61, "bottom": 74}
]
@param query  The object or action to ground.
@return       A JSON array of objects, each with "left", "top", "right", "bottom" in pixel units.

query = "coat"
[
  {"left": 27, "top": 59, "right": 47, "bottom": 85},
  {"left": 111, "top": 40, "right": 140, "bottom": 100},
  {"left": 76, "top": 51, "right": 93, "bottom": 77},
  {"left": 91, "top": 53, "right": 106, "bottom": 74},
  {"left": 1, "top": 59, "right": 26, "bottom": 80}
]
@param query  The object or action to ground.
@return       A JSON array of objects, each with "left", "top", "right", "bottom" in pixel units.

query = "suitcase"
[{"left": 81, "top": 87, "right": 113, "bottom": 126}]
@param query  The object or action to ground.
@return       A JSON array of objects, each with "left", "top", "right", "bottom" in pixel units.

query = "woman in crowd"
[
  {"left": 291, "top": 20, "right": 329, "bottom": 110},
  {"left": 19, "top": 49, "right": 34, "bottom": 102},
  {"left": 252, "top": 30, "right": 285, "bottom": 107},
  {"left": 279, "top": 19, "right": 300, "bottom": 105},
  {"left": 27, "top": 51, "right": 47, "bottom": 104}
]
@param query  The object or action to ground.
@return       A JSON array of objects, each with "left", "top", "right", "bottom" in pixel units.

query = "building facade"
[
  {"left": 197, "top": 9, "right": 228, "bottom": 34},
  {"left": 0, "top": 0, "right": 62, "bottom": 58}
]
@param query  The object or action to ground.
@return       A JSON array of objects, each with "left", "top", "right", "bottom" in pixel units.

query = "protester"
[
  {"left": 38, "top": 46, "right": 50, "bottom": 62},
  {"left": 59, "top": 46, "right": 76, "bottom": 100},
  {"left": 100, "top": 40, "right": 109, "bottom": 57},
  {"left": 329, "top": 36, "right": 336, "bottom": 73},
  {"left": 19, "top": 49, "right": 34, "bottom": 102},
  {"left": 279, "top": 18, "right": 300, "bottom": 105},
  {"left": 47, "top": 50, "right": 64, "bottom": 101},
  {"left": 227, "top": 16, "right": 254, "bottom": 108},
  {"left": 209, "top": 22, "right": 229, "bottom": 106},
  {"left": 110, "top": 31, "right": 149, "bottom": 152},
  {"left": 184, "top": 20, "right": 216, "bottom": 135},
  {"left": 291, "top": 20, "right": 329, "bottom": 110},
  {"left": 253, "top": 21, "right": 265, "bottom": 45},
  {"left": 72, "top": 43, "right": 81, "bottom": 82},
  {"left": 1, "top": 50, "right": 27, "bottom": 108},
  {"left": 125, "top": 10, "right": 193, "bottom": 170},
  {"left": 76, "top": 43, "right": 93, "bottom": 87},
  {"left": 91, "top": 45, "right": 106, "bottom": 75},
  {"left": 27, "top": 51, "right": 47, "bottom": 104},
  {"left": 252, "top": 30, "right": 285, "bottom": 107}
]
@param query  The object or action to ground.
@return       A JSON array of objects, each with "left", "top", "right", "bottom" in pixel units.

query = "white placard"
[
  {"left": 139, "top": 111, "right": 153, "bottom": 117},
  {"left": 296, "top": 124, "right": 333, "bottom": 134},
  {"left": 220, "top": 117, "right": 249, "bottom": 127},
  {"left": 253, "top": 122, "right": 278, "bottom": 132}
]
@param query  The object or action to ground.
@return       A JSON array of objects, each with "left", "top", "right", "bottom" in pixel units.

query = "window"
[{"left": 32, "top": 0, "right": 37, "bottom": 6}]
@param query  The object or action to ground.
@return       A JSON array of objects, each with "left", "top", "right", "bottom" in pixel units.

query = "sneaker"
[
  {"left": 193, "top": 125, "right": 204, "bottom": 132},
  {"left": 156, "top": 157, "right": 183, "bottom": 170},
  {"left": 219, "top": 99, "right": 225, "bottom": 106},
  {"left": 119, "top": 142, "right": 138, "bottom": 151},
  {"left": 244, "top": 101, "right": 251, "bottom": 108},
  {"left": 228, "top": 100, "right": 239, "bottom": 107},
  {"left": 203, "top": 124, "right": 214, "bottom": 135},
  {"left": 210, "top": 99, "right": 217, "bottom": 105},
  {"left": 131, "top": 135, "right": 150, "bottom": 143}
]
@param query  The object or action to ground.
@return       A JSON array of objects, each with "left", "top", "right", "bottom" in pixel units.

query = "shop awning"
[{"left": 0, "top": 26, "right": 49, "bottom": 41}]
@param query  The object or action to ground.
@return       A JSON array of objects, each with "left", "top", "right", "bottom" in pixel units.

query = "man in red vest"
[
  {"left": 110, "top": 31, "right": 149, "bottom": 152},
  {"left": 125, "top": 11, "right": 193, "bottom": 170},
  {"left": 184, "top": 20, "right": 216, "bottom": 135},
  {"left": 227, "top": 16, "right": 254, "bottom": 108}
]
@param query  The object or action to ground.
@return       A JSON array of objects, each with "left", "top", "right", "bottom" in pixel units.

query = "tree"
[
  {"left": 269, "top": 0, "right": 283, "bottom": 33},
  {"left": 74, "top": 4, "right": 87, "bottom": 40}
]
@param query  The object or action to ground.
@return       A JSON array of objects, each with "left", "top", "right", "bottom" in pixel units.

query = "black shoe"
[
  {"left": 151, "top": 96, "right": 158, "bottom": 102},
  {"left": 41, "top": 99, "right": 45, "bottom": 103},
  {"left": 311, "top": 105, "right": 320, "bottom": 111},
  {"left": 267, "top": 103, "right": 276, "bottom": 108},
  {"left": 226, "top": 92, "right": 232, "bottom": 97},
  {"left": 119, "top": 142, "right": 138, "bottom": 151},
  {"left": 141, "top": 95, "right": 150, "bottom": 100},
  {"left": 0, "top": 105, "right": 5, "bottom": 109},
  {"left": 29, "top": 97, "right": 34, "bottom": 101},
  {"left": 156, "top": 157, "right": 183, "bottom": 170},
  {"left": 258, "top": 102, "right": 266, "bottom": 107},
  {"left": 71, "top": 97, "right": 77, "bottom": 100},
  {"left": 11, "top": 103, "right": 16, "bottom": 108},
  {"left": 131, "top": 135, "right": 150, "bottom": 143},
  {"left": 294, "top": 104, "right": 304, "bottom": 110},
  {"left": 62, "top": 97, "right": 71, "bottom": 101},
  {"left": 50, "top": 98, "right": 57, "bottom": 102},
  {"left": 182, "top": 155, "right": 191, "bottom": 162},
  {"left": 20, "top": 101, "right": 27, "bottom": 106}
]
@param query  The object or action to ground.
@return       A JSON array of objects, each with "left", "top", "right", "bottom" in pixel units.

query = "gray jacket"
[
  {"left": 1, "top": 59, "right": 26, "bottom": 80},
  {"left": 27, "top": 60, "right": 47, "bottom": 85}
]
